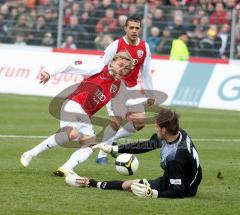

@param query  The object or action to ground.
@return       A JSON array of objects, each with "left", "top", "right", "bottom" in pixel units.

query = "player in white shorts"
[
  {"left": 96, "top": 15, "right": 155, "bottom": 164},
  {"left": 20, "top": 52, "right": 134, "bottom": 176}
]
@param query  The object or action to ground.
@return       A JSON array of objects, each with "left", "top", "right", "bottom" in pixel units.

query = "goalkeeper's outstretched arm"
[{"left": 93, "top": 134, "right": 161, "bottom": 155}]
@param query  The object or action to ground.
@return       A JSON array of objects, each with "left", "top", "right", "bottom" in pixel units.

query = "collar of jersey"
[
  {"left": 167, "top": 132, "right": 182, "bottom": 145},
  {"left": 123, "top": 36, "right": 140, "bottom": 46}
]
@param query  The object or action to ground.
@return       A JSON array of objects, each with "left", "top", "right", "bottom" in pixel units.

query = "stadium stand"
[{"left": 0, "top": 0, "right": 239, "bottom": 59}]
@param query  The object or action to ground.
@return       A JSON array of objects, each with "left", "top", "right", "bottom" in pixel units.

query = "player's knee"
[
  {"left": 68, "top": 128, "right": 80, "bottom": 141},
  {"left": 109, "top": 116, "right": 122, "bottom": 130},
  {"left": 79, "top": 135, "right": 95, "bottom": 146},
  {"left": 127, "top": 112, "right": 146, "bottom": 130}
]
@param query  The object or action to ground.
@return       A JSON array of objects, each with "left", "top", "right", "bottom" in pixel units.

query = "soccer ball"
[{"left": 115, "top": 153, "right": 139, "bottom": 176}]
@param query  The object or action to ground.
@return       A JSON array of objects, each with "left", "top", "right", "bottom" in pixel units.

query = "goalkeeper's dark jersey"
[{"left": 118, "top": 129, "right": 202, "bottom": 198}]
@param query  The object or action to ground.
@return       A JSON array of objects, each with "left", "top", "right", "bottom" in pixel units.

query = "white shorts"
[
  {"left": 60, "top": 100, "right": 95, "bottom": 137},
  {"left": 106, "top": 82, "right": 146, "bottom": 118}
]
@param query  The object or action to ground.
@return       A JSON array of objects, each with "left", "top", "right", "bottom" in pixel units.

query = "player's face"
[
  {"left": 111, "top": 57, "right": 132, "bottom": 79},
  {"left": 155, "top": 124, "right": 164, "bottom": 140},
  {"left": 124, "top": 21, "right": 141, "bottom": 43}
]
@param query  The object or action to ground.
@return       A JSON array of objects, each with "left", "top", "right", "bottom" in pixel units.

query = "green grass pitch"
[{"left": 0, "top": 94, "right": 240, "bottom": 215}]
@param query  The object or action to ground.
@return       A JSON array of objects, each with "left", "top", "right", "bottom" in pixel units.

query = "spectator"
[
  {"left": 91, "top": 0, "right": 102, "bottom": 25},
  {"left": 97, "top": 0, "right": 113, "bottom": 19},
  {"left": 0, "top": 3, "right": 10, "bottom": 20},
  {"left": 96, "top": 8, "right": 117, "bottom": 34},
  {"left": 198, "top": 28, "right": 222, "bottom": 58},
  {"left": 71, "top": 2, "right": 81, "bottom": 17},
  {"left": 210, "top": 2, "right": 226, "bottom": 26},
  {"left": 197, "top": 15, "right": 210, "bottom": 33},
  {"left": 64, "top": 7, "right": 72, "bottom": 25},
  {"left": 115, "top": 15, "right": 127, "bottom": 39},
  {"left": 41, "top": 32, "right": 54, "bottom": 47},
  {"left": 14, "top": 32, "right": 27, "bottom": 46},
  {"left": 79, "top": 11, "right": 95, "bottom": 48},
  {"left": 152, "top": 8, "right": 166, "bottom": 30},
  {"left": 190, "top": 17, "right": 209, "bottom": 56},
  {"left": 0, "top": 13, "right": 9, "bottom": 43},
  {"left": 184, "top": 4, "right": 196, "bottom": 31},
  {"left": 224, "top": 10, "right": 232, "bottom": 26},
  {"left": 94, "top": 33, "right": 114, "bottom": 50},
  {"left": 170, "top": 31, "right": 189, "bottom": 61},
  {"left": 11, "top": 14, "right": 33, "bottom": 44},
  {"left": 113, "top": 0, "right": 129, "bottom": 17},
  {"left": 8, "top": 7, "right": 18, "bottom": 28},
  {"left": 194, "top": 8, "right": 207, "bottom": 23},
  {"left": 29, "top": 15, "right": 48, "bottom": 45},
  {"left": 128, "top": 4, "right": 138, "bottom": 17},
  {"left": 147, "top": 26, "right": 161, "bottom": 53},
  {"left": 64, "top": 15, "right": 89, "bottom": 48},
  {"left": 61, "top": 35, "right": 77, "bottom": 50},
  {"left": 135, "top": 0, "right": 145, "bottom": 15},
  {"left": 156, "top": 27, "right": 172, "bottom": 55},
  {"left": 168, "top": 14, "right": 187, "bottom": 39},
  {"left": 219, "top": 24, "right": 231, "bottom": 58},
  {"left": 206, "top": 2, "right": 214, "bottom": 16},
  {"left": 225, "top": 0, "right": 237, "bottom": 10}
]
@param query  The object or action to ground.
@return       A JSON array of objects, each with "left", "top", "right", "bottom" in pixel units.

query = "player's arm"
[
  {"left": 39, "top": 61, "right": 105, "bottom": 84},
  {"left": 100, "top": 40, "right": 118, "bottom": 64},
  {"left": 140, "top": 43, "right": 155, "bottom": 105},
  {"left": 93, "top": 134, "right": 161, "bottom": 155},
  {"left": 40, "top": 40, "right": 118, "bottom": 84}
]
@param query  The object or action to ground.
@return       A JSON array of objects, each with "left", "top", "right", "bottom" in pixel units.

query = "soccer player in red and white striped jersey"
[
  {"left": 96, "top": 15, "right": 155, "bottom": 164},
  {"left": 20, "top": 52, "right": 134, "bottom": 176}
]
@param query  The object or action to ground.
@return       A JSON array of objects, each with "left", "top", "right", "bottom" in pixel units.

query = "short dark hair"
[
  {"left": 125, "top": 15, "right": 142, "bottom": 27},
  {"left": 155, "top": 108, "right": 179, "bottom": 135}
]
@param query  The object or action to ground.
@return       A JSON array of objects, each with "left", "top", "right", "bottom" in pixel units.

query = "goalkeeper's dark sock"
[
  {"left": 89, "top": 179, "right": 123, "bottom": 190},
  {"left": 99, "top": 180, "right": 123, "bottom": 190},
  {"left": 89, "top": 179, "right": 124, "bottom": 190},
  {"left": 88, "top": 179, "right": 98, "bottom": 188}
]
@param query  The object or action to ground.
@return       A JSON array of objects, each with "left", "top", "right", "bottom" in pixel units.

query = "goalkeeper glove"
[
  {"left": 92, "top": 142, "right": 118, "bottom": 157},
  {"left": 131, "top": 178, "right": 158, "bottom": 198}
]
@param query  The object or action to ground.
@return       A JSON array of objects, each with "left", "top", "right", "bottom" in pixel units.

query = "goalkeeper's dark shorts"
[
  {"left": 139, "top": 177, "right": 166, "bottom": 192},
  {"left": 139, "top": 177, "right": 198, "bottom": 197}
]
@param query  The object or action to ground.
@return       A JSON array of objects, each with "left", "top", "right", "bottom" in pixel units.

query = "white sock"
[
  {"left": 97, "top": 125, "right": 117, "bottom": 159},
  {"left": 28, "top": 132, "right": 69, "bottom": 157},
  {"left": 114, "top": 122, "right": 137, "bottom": 140},
  {"left": 61, "top": 147, "right": 93, "bottom": 169}
]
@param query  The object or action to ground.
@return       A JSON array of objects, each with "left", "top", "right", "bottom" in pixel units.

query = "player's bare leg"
[
  {"left": 20, "top": 127, "right": 78, "bottom": 168},
  {"left": 96, "top": 116, "right": 122, "bottom": 164},
  {"left": 54, "top": 135, "right": 95, "bottom": 177},
  {"left": 96, "top": 112, "right": 146, "bottom": 165},
  {"left": 75, "top": 177, "right": 141, "bottom": 192}
]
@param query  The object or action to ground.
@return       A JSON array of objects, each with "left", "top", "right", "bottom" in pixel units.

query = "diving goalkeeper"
[{"left": 76, "top": 107, "right": 202, "bottom": 198}]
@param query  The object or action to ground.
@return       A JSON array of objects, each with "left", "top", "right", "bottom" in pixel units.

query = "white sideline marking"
[
  {"left": 0, "top": 135, "right": 240, "bottom": 142},
  {"left": 0, "top": 135, "right": 47, "bottom": 139}
]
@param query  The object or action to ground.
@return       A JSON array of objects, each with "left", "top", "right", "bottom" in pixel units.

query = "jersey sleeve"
[
  {"left": 140, "top": 42, "right": 154, "bottom": 97},
  {"left": 118, "top": 134, "right": 161, "bottom": 154},
  {"left": 157, "top": 160, "right": 186, "bottom": 198},
  {"left": 48, "top": 61, "right": 105, "bottom": 77},
  {"left": 101, "top": 40, "right": 118, "bottom": 64}
]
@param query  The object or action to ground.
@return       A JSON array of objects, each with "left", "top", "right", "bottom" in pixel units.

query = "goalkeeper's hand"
[
  {"left": 131, "top": 179, "right": 158, "bottom": 198},
  {"left": 92, "top": 142, "right": 118, "bottom": 156}
]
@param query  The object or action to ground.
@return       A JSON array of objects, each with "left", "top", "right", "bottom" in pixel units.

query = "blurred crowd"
[{"left": 1, "top": 0, "right": 240, "bottom": 59}]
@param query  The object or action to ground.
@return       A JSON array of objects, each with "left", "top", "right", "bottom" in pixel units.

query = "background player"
[
  {"left": 20, "top": 52, "right": 134, "bottom": 176},
  {"left": 78, "top": 108, "right": 202, "bottom": 199},
  {"left": 96, "top": 15, "right": 155, "bottom": 164}
]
